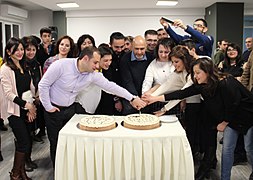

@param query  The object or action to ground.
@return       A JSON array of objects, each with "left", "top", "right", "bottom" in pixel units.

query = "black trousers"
[
  {"left": 44, "top": 103, "right": 75, "bottom": 167},
  {"left": 184, "top": 103, "right": 201, "bottom": 152},
  {"left": 8, "top": 110, "right": 32, "bottom": 153}
]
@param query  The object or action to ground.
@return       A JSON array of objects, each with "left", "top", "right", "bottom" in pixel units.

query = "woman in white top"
[
  {"left": 142, "top": 45, "right": 202, "bottom": 159},
  {"left": 142, "top": 38, "right": 175, "bottom": 94}
]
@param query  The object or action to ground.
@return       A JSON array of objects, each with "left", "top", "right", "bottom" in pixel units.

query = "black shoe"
[
  {"left": 33, "top": 136, "right": 44, "bottom": 143},
  {"left": 0, "top": 151, "right": 3, "bottom": 161},
  {"left": 26, "top": 159, "right": 38, "bottom": 170},
  {"left": 233, "top": 156, "right": 247, "bottom": 166},
  {"left": 25, "top": 162, "right": 34, "bottom": 172},
  {"left": 36, "top": 130, "right": 46, "bottom": 138},
  {"left": 0, "top": 123, "right": 8, "bottom": 131},
  {"left": 30, "top": 161, "right": 38, "bottom": 169}
]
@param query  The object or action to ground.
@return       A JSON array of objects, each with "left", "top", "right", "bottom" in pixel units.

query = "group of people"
[{"left": 0, "top": 16, "right": 253, "bottom": 180}]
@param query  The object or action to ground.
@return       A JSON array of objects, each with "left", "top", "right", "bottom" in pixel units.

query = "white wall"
[
  {"left": 66, "top": 8, "right": 205, "bottom": 45},
  {"left": 28, "top": 9, "right": 53, "bottom": 37}
]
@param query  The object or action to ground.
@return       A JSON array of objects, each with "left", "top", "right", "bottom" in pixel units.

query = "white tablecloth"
[{"left": 55, "top": 114, "right": 194, "bottom": 180}]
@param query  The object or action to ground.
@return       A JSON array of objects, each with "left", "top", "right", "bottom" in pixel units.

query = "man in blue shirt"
[
  {"left": 160, "top": 18, "right": 214, "bottom": 57},
  {"left": 39, "top": 46, "right": 146, "bottom": 166}
]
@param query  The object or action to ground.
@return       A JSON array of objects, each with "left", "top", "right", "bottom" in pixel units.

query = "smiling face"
[
  {"left": 145, "top": 34, "right": 158, "bottom": 51},
  {"left": 8, "top": 43, "right": 24, "bottom": 62},
  {"left": 193, "top": 20, "right": 207, "bottom": 34},
  {"left": 226, "top": 46, "right": 238, "bottom": 60},
  {"left": 58, "top": 38, "right": 71, "bottom": 57},
  {"left": 124, "top": 40, "right": 132, "bottom": 52},
  {"left": 193, "top": 64, "right": 208, "bottom": 84},
  {"left": 157, "top": 29, "right": 168, "bottom": 40},
  {"left": 25, "top": 44, "right": 37, "bottom": 60},
  {"left": 111, "top": 39, "right": 125, "bottom": 55},
  {"left": 99, "top": 54, "right": 112, "bottom": 70},
  {"left": 81, "top": 38, "right": 94, "bottom": 50},
  {"left": 171, "top": 56, "right": 185, "bottom": 72},
  {"left": 132, "top": 36, "right": 146, "bottom": 60},
  {"left": 158, "top": 44, "right": 170, "bottom": 62}
]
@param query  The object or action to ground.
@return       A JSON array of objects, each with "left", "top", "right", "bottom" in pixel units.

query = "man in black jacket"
[{"left": 120, "top": 36, "right": 153, "bottom": 115}]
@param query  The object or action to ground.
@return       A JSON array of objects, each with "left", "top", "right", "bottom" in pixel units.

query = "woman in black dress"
[{"left": 143, "top": 58, "right": 253, "bottom": 180}]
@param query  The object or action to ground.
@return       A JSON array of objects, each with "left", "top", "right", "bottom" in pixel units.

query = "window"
[
  {"left": 0, "top": 22, "right": 2, "bottom": 57},
  {"left": 13, "top": 24, "right": 19, "bottom": 38},
  {"left": 5, "top": 24, "right": 11, "bottom": 43},
  {"left": 0, "top": 21, "right": 20, "bottom": 58}
]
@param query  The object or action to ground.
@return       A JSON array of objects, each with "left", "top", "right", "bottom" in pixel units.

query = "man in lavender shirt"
[{"left": 38, "top": 46, "right": 146, "bottom": 166}]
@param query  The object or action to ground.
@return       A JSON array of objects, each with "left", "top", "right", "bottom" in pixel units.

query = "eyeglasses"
[{"left": 193, "top": 24, "right": 204, "bottom": 28}]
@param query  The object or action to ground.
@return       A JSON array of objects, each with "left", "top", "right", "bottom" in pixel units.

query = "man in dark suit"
[{"left": 120, "top": 36, "right": 153, "bottom": 115}]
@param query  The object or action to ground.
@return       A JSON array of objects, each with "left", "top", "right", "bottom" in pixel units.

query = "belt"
[{"left": 52, "top": 103, "right": 71, "bottom": 110}]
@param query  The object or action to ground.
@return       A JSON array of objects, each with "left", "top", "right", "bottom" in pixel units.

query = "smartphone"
[{"left": 161, "top": 17, "right": 174, "bottom": 24}]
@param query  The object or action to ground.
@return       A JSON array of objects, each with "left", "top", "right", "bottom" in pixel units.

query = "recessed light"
[
  {"left": 156, "top": 0, "right": 178, "bottom": 6},
  {"left": 56, "top": 2, "right": 79, "bottom": 8}
]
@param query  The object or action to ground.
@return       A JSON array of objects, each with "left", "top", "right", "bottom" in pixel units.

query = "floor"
[{"left": 0, "top": 125, "right": 251, "bottom": 180}]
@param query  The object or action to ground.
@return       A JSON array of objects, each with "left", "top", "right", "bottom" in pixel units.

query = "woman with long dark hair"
[
  {"left": 145, "top": 58, "right": 253, "bottom": 180},
  {"left": 142, "top": 45, "right": 202, "bottom": 160},
  {"left": 0, "top": 37, "right": 36, "bottom": 180},
  {"left": 22, "top": 36, "right": 43, "bottom": 171},
  {"left": 43, "top": 35, "right": 75, "bottom": 73}
]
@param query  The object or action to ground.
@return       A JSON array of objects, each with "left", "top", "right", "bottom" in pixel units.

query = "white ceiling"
[{"left": 1, "top": 0, "right": 253, "bottom": 11}]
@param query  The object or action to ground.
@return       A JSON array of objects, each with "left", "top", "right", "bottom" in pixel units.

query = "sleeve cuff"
[{"left": 13, "top": 96, "right": 26, "bottom": 108}]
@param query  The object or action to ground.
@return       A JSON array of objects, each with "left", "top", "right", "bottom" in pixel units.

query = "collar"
[
  {"left": 75, "top": 58, "right": 89, "bottom": 75},
  {"left": 130, "top": 51, "right": 147, "bottom": 61}
]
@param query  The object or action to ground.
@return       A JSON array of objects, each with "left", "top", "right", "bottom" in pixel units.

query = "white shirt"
[
  {"left": 152, "top": 70, "right": 200, "bottom": 111},
  {"left": 142, "top": 59, "right": 175, "bottom": 94},
  {"left": 75, "top": 84, "right": 101, "bottom": 114}
]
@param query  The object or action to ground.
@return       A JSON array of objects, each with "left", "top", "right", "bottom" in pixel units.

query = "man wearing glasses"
[{"left": 160, "top": 18, "right": 214, "bottom": 57}]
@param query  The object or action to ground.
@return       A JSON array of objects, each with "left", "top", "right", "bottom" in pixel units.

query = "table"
[{"left": 55, "top": 114, "right": 194, "bottom": 180}]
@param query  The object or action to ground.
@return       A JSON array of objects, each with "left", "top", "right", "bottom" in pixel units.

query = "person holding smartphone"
[{"left": 160, "top": 17, "right": 213, "bottom": 58}]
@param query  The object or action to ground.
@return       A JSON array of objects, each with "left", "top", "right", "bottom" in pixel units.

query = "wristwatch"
[
  {"left": 161, "top": 107, "right": 167, "bottom": 113},
  {"left": 130, "top": 95, "right": 138, "bottom": 102}
]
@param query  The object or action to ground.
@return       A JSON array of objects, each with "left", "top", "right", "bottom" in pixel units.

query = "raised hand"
[
  {"left": 173, "top": 19, "right": 187, "bottom": 30},
  {"left": 160, "top": 18, "right": 169, "bottom": 29}
]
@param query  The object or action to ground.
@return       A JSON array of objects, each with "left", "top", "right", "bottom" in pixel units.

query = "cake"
[
  {"left": 79, "top": 115, "right": 116, "bottom": 131},
  {"left": 124, "top": 114, "right": 160, "bottom": 130}
]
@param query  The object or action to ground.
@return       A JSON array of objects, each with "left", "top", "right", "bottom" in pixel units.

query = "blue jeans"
[{"left": 222, "top": 126, "right": 253, "bottom": 180}]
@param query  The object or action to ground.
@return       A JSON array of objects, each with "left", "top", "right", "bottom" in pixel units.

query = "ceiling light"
[
  {"left": 156, "top": 0, "right": 178, "bottom": 6},
  {"left": 56, "top": 2, "right": 79, "bottom": 8}
]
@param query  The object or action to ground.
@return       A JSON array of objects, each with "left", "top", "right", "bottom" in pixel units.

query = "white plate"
[{"left": 159, "top": 115, "right": 178, "bottom": 123}]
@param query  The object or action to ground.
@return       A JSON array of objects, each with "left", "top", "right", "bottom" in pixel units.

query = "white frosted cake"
[
  {"left": 124, "top": 114, "right": 160, "bottom": 130},
  {"left": 79, "top": 115, "right": 116, "bottom": 131}
]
